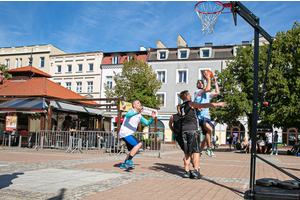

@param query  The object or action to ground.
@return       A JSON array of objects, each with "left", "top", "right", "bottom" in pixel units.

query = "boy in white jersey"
[
  {"left": 119, "top": 100, "right": 156, "bottom": 169},
  {"left": 194, "top": 72, "right": 220, "bottom": 157}
]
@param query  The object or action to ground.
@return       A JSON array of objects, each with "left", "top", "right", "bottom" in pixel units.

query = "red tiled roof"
[
  {"left": 0, "top": 78, "right": 98, "bottom": 106},
  {"left": 7, "top": 66, "right": 52, "bottom": 78}
]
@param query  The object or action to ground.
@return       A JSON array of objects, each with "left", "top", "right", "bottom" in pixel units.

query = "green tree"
[
  {"left": 210, "top": 43, "right": 270, "bottom": 135},
  {"left": 0, "top": 64, "right": 12, "bottom": 79},
  {"left": 104, "top": 56, "right": 162, "bottom": 109},
  {"left": 262, "top": 21, "right": 300, "bottom": 128}
]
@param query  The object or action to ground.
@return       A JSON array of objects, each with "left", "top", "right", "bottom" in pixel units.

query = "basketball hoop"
[{"left": 194, "top": 1, "right": 232, "bottom": 36}]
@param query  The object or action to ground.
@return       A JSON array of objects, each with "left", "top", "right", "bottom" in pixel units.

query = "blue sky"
[{"left": 0, "top": 1, "right": 299, "bottom": 53}]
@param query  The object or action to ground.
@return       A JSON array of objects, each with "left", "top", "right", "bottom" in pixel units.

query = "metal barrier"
[
  {"left": 35, "top": 130, "right": 116, "bottom": 155},
  {"left": 117, "top": 131, "right": 165, "bottom": 158},
  {"left": 34, "top": 130, "right": 165, "bottom": 156}
]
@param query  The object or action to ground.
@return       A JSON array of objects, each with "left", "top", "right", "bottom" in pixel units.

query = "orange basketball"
[{"left": 203, "top": 70, "right": 213, "bottom": 79}]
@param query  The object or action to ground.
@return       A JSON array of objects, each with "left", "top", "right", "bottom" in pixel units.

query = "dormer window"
[
  {"left": 200, "top": 47, "right": 212, "bottom": 58},
  {"left": 112, "top": 56, "right": 119, "bottom": 64},
  {"left": 157, "top": 50, "right": 169, "bottom": 60},
  {"left": 178, "top": 49, "right": 190, "bottom": 59}
]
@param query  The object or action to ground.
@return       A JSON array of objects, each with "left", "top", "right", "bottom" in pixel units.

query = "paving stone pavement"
[{"left": 0, "top": 145, "right": 299, "bottom": 200}]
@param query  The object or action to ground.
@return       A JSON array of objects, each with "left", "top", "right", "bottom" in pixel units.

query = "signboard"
[
  {"left": 5, "top": 113, "right": 17, "bottom": 131},
  {"left": 119, "top": 101, "right": 158, "bottom": 116}
]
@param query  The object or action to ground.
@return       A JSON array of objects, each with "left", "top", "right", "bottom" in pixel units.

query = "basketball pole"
[{"left": 229, "top": 1, "right": 273, "bottom": 197}]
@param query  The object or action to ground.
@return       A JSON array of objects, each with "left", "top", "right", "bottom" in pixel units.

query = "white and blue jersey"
[
  {"left": 194, "top": 89, "right": 212, "bottom": 120},
  {"left": 119, "top": 109, "right": 154, "bottom": 138}
]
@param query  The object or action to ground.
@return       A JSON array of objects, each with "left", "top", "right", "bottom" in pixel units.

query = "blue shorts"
[
  {"left": 199, "top": 117, "right": 213, "bottom": 135},
  {"left": 122, "top": 135, "right": 141, "bottom": 151}
]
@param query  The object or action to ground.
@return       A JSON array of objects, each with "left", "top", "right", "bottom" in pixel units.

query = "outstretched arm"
[
  {"left": 140, "top": 116, "right": 154, "bottom": 126},
  {"left": 189, "top": 101, "right": 226, "bottom": 109},
  {"left": 210, "top": 77, "right": 220, "bottom": 98},
  {"left": 125, "top": 109, "right": 138, "bottom": 118},
  {"left": 200, "top": 72, "right": 211, "bottom": 96}
]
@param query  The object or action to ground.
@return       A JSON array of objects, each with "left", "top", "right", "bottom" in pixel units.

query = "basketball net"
[{"left": 195, "top": 1, "right": 225, "bottom": 36}]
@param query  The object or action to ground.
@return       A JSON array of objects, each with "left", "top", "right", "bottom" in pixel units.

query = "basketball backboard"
[{"left": 230, "top": 1, "right": 237, "bottom": 26}]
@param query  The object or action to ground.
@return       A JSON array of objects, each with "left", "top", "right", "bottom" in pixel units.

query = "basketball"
[{"left": 203, "top": 70, "right": 213, "bottom": 79}]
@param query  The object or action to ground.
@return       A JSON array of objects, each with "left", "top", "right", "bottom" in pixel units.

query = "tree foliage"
[
  {"left": 0, "top": 64, "right": 12, "bottom": 79},
  {"left": 263, "top": 21, "right": 300, "bottom": 128},
  {"left": 104, "top": 56, "right": 162, "bottom": 109},
  {"left": 211, "top": 21, "right": 300, "bottom": 133}
]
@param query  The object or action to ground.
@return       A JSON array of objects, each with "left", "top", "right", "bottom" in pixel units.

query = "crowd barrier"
[{"left": 34, "top": 130, "right": 165, "bottom": 156}]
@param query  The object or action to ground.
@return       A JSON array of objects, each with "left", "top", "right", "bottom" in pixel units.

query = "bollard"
[
  {"left": 85, "top": 140, "right": 88, "bottom": 150},
  {"left": 41, "top": 136, "right": 44, "bottom": 149}
]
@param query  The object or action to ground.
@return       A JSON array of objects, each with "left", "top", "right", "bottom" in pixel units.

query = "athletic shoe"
[
  {"left": 276, "top": 153, "right": 278, "bottom": 156},
  {"left": 126, "top": 160, "right": 135, "bottom": 167},
  {"left": 270, "top": 152, "right": 273, "bottom": 155},
  {"left": 206, "top": 148, "right": 216, "bottom": 157},
  {"left": 182, "top": 171, "right": 190, "bottom": 178},
  {"left": 191, "top": 169, "right": 202, "bottom": 179},
  {"left": 120, "top": 163, "right": 131, "bottom": 169}
]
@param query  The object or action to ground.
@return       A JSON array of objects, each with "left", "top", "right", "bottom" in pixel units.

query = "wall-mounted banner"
[
  {"left": 119, "top": 101, "right": 158, "bottom": 116},
  {"left": 5, "top": 113, "right": 17, "bottom": 131}
]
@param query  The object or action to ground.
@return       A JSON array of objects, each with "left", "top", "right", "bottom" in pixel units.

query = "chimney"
[
  {"left": 140, "top": 46, "right": 146, "bottom": 51},
  {"left": 177, "top": 35, "right": 187, "bottom": 48},
  {"left": 242, "top": 41, "right": 249, "bottom": 45},
  {"left": 205, "top": 42, "right": 213, "bottom": 46},
  {"left": 156, "top": 40, "right": 167, "bottom": 49}
]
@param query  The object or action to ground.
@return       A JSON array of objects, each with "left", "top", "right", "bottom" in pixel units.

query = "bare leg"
[
  {"left": 184, "top": 153, "right": 192, "bottom": 172},
  {"left": 124, "top": 142, "right": 142, "bottom": 162},
  {"left": 193, "top": 153, "right": 200, "bottom": 170},
  {"left": 203, "top": 121, "right": 213, "bottom": 148},
  {"left": 200, "top": 139, "right": 207, "bottom": 152}
]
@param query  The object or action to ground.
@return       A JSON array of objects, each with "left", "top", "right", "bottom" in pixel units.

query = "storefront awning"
[
  {"left": 0, "top": 98, "right": 46, "bottom": 113},
  {"left": 50, "top": 101, "right": 104, "bottom": 116}
]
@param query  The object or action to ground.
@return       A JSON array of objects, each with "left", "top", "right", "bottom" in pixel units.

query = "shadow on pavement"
[
  {"left": 0, "top": 172, "right": 24, "bottom": 189},
  {"left": 47, "top": 188, "right": 66, "bottom": 200},
  {"left": 148, "top": 163, "right": 184, "bottom": 177},
  {"left": 203, "top": 179, "right": 245, "bottom": 198}
]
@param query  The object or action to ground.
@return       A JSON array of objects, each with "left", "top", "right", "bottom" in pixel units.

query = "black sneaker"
[
  {"left": 182, "top": 170, "right": 190, "bottom": 178},
  {"left": 191, "top": 169, "right": 202, "bottom": 179}
]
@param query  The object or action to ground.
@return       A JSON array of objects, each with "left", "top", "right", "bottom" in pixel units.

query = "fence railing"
[{"left": 34, "top": 130, "right": 165, "bottom": 156}]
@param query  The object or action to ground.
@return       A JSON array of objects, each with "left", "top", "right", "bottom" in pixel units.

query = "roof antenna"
[{"left": 29, "top": 48, "right": 33, "bottom": 66}]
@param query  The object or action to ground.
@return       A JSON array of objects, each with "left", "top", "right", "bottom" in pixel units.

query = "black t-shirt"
[
  {"left": 172, "top": 114, "right": 182, "bottom": 137},
  {"left": 180, "top": 101, "right": 198, "bottom": 132}
]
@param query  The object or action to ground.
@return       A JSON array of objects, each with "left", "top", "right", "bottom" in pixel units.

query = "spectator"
[
  {"left": 241, "top": 137, "right": 250, "bottom": 154},
  {"left": 228, "top": 135, "right": 233, "bottom": 151},
  {"left": 232, "top": 135, "right": 237, "bottom": 149},
  {"left": 270, "top": 131, "right": 278, "bottom": 156},
  {"left": 212, "top": 133, "right": 218, "bottom": 149},
  {"left": 257, "top": 136, "right": 268, "bottom": 154}
]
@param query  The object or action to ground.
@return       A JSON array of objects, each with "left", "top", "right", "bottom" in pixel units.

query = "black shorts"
[
  {"left": 182, "top": 130, "right": 201, "bottom": 154},
  {"left": 175, "top": 135, "right": 184, "bottom": 151}
]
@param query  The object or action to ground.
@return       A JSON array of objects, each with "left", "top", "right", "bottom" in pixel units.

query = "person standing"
[
  {"left": 119, "top": 100, "right": 156, "bottom": 169},
  {"left": 179, "top": 90, "right": 226, "bottom": 179},
  {"left": 194, "top": 72, "right": 220, "bottom": 157},
  {"left": 228, "top": 135, "right": 233, "bottom": 151},
  {"left": 212, "top": 133, "right": 218, "bottom": 149},
  {"left": 270, "top": 131, "right": 278, "bottom": 155},
  {"left": 169, "top": 104, "right": 184, "bottom": 151}
]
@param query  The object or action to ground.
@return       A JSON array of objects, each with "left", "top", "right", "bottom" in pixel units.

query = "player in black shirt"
[{"left": 179, "top": 90, "right": 226, "bottom": 179}]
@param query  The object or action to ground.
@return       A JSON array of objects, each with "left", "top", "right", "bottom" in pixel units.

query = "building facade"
[
  {"left": 49, "top": 51, "right": 103, "bottom": 100},
  {"left": 0, "top": 44, "right": 67, "bottom": 73}
]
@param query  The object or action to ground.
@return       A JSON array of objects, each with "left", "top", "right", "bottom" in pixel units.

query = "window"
[
  {"left": 157, "top": 93, "right": 166, "bottom": 107},
  {"left": 177, "top": 70, "right": 188, "bottom": 84},
  {"left": 200, "top": 48, "right": 212, "bottom": 58},
  {"left": 76, "top": 82, "right": 82, "bottom": 93},
  {"left": 87, "top": 82, "right": 93, "bottom": 92},
  {"left": 19, "top": 58, "right": 22, "bottom": 68},
  {"left": 78, "top": 64, "right": 82, "bottom": 72},
  {"left": 66, "top": 82, "right": 71, "bottom": 90},
  {"left": 157, "top": 50, "right": 169, "bottom": 60},
  {"left": 157, "top": 70, "right": 166, "bottom": 83},
  {"left": 57, "top": 65, "right": 61, "bottom": 73},
  {"left": 178, "top": 49, "right": 190, "bottom": 59},
  {"left": 127, "top": 55, "right": 132, "bottom": 60},
  {"left": 15, "top": 58, "right": 18, "bottom": 68},
  {"left": 5, "top": 59, "right": 10, "bottom": 69},
  {"left": 112, "top": 56, "right": 119, "bottom": 64},
  {"left": 67, "top": 65, "right": 72, "bottom": 72},
  {"left": 56, "top": 82, "right": 61, "bottom": 85},
  {"left": 106, "top": 76, "right": 113, "bottom": 88},
  {"left": 89, "top": 63, "right": 93, "bottom": 71},
  {"left": 40, "top": 57, "right": 45, "bottom": 67}
]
